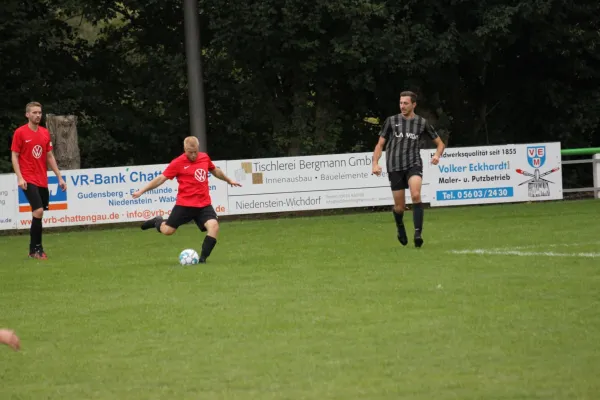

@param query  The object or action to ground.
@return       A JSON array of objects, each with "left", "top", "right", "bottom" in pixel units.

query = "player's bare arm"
[
  {"left": 0, "top": 329, "right": 20, "bottom": 351},
  {"left": 46, "top": 151, "right": 67, "bottom": 190},
  {"left": 211, "top": 167, "right": 242, "bottom": 187},
  {"left": 11, "top": 150, "right": 26, "bottom": 190},
  {"left": 371, "top": 136, "right": 386, "bottom": 175},
  {"left": 132, "top": 174, "right": 168, "bottom": 198},
  {"left": 430, "top": 137, "right": 445, "bottom": 165}
]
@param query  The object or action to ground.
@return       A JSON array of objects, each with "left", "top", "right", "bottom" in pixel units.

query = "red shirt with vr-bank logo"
[
  {"left": 162, "top": 153, "right": 216, "bottom": 208},
  {"left": 10, "top": 124, "right": 53, "bottom": 188}
]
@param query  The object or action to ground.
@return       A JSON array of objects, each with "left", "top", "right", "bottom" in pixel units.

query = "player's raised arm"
[
  {"left": 210, "top": 167, "right": 241, "bottom": 187},
  {"left": 132, "top": 174, "right": 168, "bottom": 198}
]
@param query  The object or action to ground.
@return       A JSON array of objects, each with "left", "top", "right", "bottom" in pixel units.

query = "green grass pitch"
[{"left": 1, "top": 199, "right": 599, "bottom": 399}]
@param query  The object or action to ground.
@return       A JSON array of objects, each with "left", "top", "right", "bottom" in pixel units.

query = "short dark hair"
[{"left": 399, "top": 91, "right": 417, "bottom": 103}]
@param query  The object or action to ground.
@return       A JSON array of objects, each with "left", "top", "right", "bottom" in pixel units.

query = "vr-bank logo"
[
  {"left": 516, "top": 146, "right": 559, "bottom": 198},
  {"left": 18, "top": 176, "right": 68, "bottom": 212},
  {"left": 234, "top": 162, "right": 263, "bottom": 184}
]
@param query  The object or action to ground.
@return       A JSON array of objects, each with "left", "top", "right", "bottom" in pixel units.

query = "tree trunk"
[{"left": 46, "top": 114, "right": 81, "bottom": 170}]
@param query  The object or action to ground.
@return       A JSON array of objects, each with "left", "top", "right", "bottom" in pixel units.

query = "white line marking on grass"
[
  {"left": 449, "top": 249, "right": 600, "bottom": 258},
  {"left": 491, "top": 241, "right": 600, "bottom": 251}
]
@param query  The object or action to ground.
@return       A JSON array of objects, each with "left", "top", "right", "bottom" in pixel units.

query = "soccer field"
[{"left": 1, "top": 199, "right": 599, "bottom": 399}]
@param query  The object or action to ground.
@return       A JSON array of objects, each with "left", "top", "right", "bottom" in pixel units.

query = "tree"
[
  {"left": 0, "top": 0, "right": 87, "bottom": 172},
  {"left": 2, "top": 0, "right": 597, "bottom": 174}
]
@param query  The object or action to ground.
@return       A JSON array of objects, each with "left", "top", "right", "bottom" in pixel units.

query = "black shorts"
[
  {"left": 388, "top": 166, "right": 423, "bottom": 191},
  {"left": 165, "top": 205, "right": 218, "bottom": 231},
  {"left": 22, "top": 183, "right": 49, "bottom": 211}
]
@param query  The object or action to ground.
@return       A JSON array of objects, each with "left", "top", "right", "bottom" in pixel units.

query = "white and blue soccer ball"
[{"left": 178, "top": 249, "right": 199, "bottom": 266}]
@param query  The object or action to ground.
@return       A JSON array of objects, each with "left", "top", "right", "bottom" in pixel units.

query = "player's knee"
[
  {"left": 393, "top": 204, "right": 404, "bottom": 214},
  {"left": 205, "top": 219, "right": 219, "bottom": 236},
  {"left": 32, "top": 208, "right": 44, "bottom": 219},
  {"left": 161, "top": 225, "right": 176, "bottom": 236},
  {"left": 410, "top": 193, "right": 421, "bottom": 203}
]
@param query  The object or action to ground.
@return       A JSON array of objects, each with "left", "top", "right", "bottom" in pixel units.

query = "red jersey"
[
  {"left": 10, "top": 124, "right": 53, "bottom": 188},
  {"left": 162, "top": 153, "right": 216, "bottom": 207}
]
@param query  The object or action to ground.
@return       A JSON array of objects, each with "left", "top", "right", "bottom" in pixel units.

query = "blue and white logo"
[{"left": 527, "top": 146, "right": 546, "bottom": 168}]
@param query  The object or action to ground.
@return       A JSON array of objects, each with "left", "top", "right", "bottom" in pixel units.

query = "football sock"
[
  {"left": 200, "top": 235, "right": 217, "bottom": 261},
  {"left": 154, "top": 216, "right": 164, "bottom": 233},
  {"left": 393, "top": 210, "right": 408, "bottom": 246},
  {"left": 413, "top": 203, "right": 424, "bottom": 232},
  {"left": 141, "top": 216, "right": 163, "bottom": 231},
  {"left": 393, "top": 210, "right": 404, "bottom": 228},
  {"left": 413, "top": 203, "right": 424, "bottom": 248},
  {"left": 30, "top": 217, "right": 42, "bottom": 252}
]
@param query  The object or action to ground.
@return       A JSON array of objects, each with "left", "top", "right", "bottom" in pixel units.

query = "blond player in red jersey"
[
  {"left": 11, "top": 102, "right": 67, "bottom": 259},
  {"left": 133, "top": 136, "right": 241, "bottom": 263}
]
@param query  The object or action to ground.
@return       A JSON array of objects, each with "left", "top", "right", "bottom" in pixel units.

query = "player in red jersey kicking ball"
[{"left": 132, "top": 136, "right": 241, "bottom": 263}]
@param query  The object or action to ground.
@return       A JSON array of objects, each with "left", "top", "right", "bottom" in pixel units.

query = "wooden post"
[{"left": 45, "top": 114, "right": 81, "bottom": 170}]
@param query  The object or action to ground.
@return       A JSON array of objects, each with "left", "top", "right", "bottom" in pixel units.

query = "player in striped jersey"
[{"left": 372, "top": 91, "right": 445, "bottom": 247}]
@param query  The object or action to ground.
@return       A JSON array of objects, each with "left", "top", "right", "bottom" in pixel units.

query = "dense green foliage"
[{"left": 2, "top": 0, "right": 598, "bottom": 171}]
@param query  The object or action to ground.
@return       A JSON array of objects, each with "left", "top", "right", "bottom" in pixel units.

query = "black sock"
[
  {"left": 141, "top": 216, "right": 164, "bottom": 231},
  {"left": 30, "top": 217, "right": 42, "bottom": 252},
  {"left": 155, "top": 216, "right": 164, "bottom": 233},
  {"left": 200, "top": 236, "right": 217, "bottom": 260},
  {"left": 413, "top": 203, "right": 424, "bottom": 232},
  {"left": 393, "top": 210, "right": 405, "bottom": 230}
]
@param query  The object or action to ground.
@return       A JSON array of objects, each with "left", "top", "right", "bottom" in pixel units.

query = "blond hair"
[
  {"left": 25, "top": 102, "right": 42, "bottom": 113},
  {"left": 183, "top": 136, "right": 200, "bottom": 150}
]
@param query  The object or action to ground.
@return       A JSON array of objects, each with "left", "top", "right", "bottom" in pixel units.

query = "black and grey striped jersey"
[{"left": 379, "top": 114, "right": 439, "bottom": 172}]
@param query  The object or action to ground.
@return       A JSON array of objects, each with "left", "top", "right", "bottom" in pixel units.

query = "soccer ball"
[{"left": 178, "top": 249, "right": 199, "bottom": 266}]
